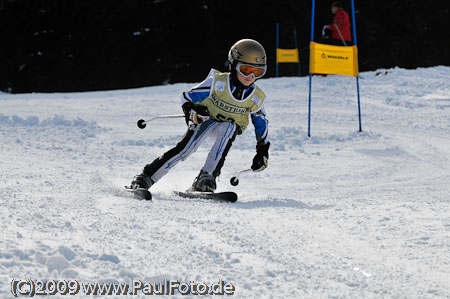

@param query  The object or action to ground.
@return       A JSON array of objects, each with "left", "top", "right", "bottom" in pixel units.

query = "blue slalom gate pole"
[
  {"left": 351, "top": 0, "right": 362, "bottom": 132},
  {"left": 293, "top": 26, "right": 301, "bottom": 77},
  {"left": 308, "top": 73, "right": 312, "bottom": 137},
  {"left": 276, "top": 23, "right": 279, "bottom": 77},
  {"left": 310, "top": 0, "right": 315, "bottom": 51},
  {"left": 351, "top": 0, "right": 358, "bottom": 54},
  {"left": 308, "top": 0, "right": 315, "bottom": 137},
  {"left": 356, "top": 76, "right": 362, "bottom": 131}
]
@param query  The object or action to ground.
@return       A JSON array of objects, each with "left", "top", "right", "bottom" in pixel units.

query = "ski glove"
[
  {"left": 182, "top": 102, "right": 210, "bottom": 125},
  {"left": 251, "top": 142, "right": 270, "bottom": 172}
]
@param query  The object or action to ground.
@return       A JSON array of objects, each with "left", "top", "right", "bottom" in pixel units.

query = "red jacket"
[{"left": 328, "top": 8, "right": 352, "bottom": 42}]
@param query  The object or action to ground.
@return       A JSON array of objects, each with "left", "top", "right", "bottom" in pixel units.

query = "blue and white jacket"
[{"left": 181, "top": 71, "right": 269, "bottom": 144}]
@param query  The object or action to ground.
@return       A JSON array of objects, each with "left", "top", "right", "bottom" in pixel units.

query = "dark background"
[{"left": 1, "top": 0, "right": 449, "bottom": 93}]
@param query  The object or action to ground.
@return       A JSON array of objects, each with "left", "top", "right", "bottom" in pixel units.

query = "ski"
[
  {"left": 123, "top": 187, "right": 237, "bottom": 202},
  {"left": 123, "top": 186, "right": 152, "bottom": 200},
  {"left": 174, "top": 191, "right": 238, "bottom": 203}
]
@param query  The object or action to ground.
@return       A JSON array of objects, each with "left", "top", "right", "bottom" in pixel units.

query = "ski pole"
[
  {"left": 137, "top": 114, "right": 184, "bottom": 129},
  {"left": 230, "top": 169, "right": 253, "bottom": 186},
  {"left": 333, "top": 24, "right": 348, "bottom": 46}
]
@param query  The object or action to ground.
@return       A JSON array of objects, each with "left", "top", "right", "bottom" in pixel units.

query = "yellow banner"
[
  {"left": 309, "top": 42, "right": 359, "bottom": 77},
  {"left": 276, "top": 48, "right": 299, "bottom": 63}
]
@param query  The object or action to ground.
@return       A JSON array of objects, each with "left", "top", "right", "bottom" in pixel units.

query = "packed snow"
[{"left": 1, "top": 66, "right": 450, "bottom": 298}]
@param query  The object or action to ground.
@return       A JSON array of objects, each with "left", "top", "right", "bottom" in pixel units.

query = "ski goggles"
[{"left": 236, "top": 62, "right": 267, "bottom": 79}]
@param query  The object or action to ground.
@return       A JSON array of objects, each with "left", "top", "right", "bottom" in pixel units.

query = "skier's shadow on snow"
[{"left": 233, "top": 198, "right": 333, "bottom": 210}]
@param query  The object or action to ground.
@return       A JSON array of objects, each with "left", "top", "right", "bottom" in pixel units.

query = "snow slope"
[{"left": 1, "top": 66, "right": 450, "bottom": 298}]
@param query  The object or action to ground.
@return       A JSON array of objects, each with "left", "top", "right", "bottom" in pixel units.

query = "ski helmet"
[{"left": 228, "top": 39, "right": 267, "bottom": 67}]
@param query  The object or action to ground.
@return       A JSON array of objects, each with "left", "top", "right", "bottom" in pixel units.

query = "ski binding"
[{"left": 123, "top": 186, "right": 152, "bottom": 200}]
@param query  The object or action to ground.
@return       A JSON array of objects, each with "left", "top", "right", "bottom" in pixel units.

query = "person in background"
[{"left": 322, "top": 1, "right": 352, "bottom": 46}]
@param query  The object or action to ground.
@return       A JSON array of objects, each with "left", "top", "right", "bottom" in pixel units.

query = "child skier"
[{"left": 130, "top": 39, "right": 270, "bottom": 194}]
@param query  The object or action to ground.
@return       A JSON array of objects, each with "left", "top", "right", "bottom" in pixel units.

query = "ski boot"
[
  {"left": 190, "top": 170, "right": 216, "bottom": 192},
  {"left": 126, "top": 173, "right": 153, "bottom": 200},
  {"left": 131, "top": 173, "right": 154, "bottom": 190}
]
